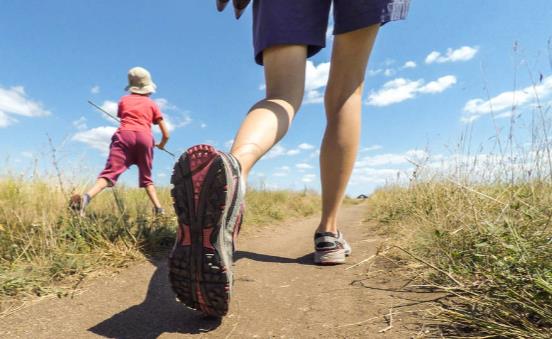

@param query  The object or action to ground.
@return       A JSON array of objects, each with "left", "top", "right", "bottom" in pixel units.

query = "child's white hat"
[{"left": 125, "top": 66, "right": 157, "bottom": 94}]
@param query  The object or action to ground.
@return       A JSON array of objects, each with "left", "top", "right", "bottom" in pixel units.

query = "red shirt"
[{"left": 117, "top": 94, "right": 163, "bottom": 132}]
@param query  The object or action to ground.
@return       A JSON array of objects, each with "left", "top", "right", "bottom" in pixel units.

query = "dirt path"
[{"left": 0, "top": 204, "right": 436, "bottom": 338}]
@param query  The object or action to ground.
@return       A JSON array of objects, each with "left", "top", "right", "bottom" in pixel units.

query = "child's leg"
[
  {"left": 86, "top": 178, "right": 110, "bottom": 198},
  {"left": 230, "top": 45, "right": 307, "bottom": 179},
  {"left": 144, "top": 184, "right": 162, "bottom": 209},
  {"left": 318, "top": 24, "right": 380, "bottom": 233},
  {"left": 134, "top": 131, "right": 162, "bottom": 210}
]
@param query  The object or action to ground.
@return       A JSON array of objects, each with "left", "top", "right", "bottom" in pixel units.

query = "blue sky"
[{"left": 1, "top": 1, "right": 551, "bottom": 196}]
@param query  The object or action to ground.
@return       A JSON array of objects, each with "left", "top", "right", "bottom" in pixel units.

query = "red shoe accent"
[
  {"left": 202, "top": 228, "right": 215, "bottom": 250},
  {"left": 179, "top": 224, "right": 192, "bottom": 246},
  {"left": 187, "top": 145, "right": 218, "bottom": 212},
  {"left": 196, "top": 279, "right": 210, "bottom": 313}
]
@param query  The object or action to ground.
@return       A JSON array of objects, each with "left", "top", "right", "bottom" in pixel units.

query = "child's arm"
[{"left": 156, "top": 119, "right": 170, "bottom": 150}]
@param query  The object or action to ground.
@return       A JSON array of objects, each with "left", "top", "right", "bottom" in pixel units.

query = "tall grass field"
[{"left": 0, "top": 177, "right": 320, "bottom": 315}]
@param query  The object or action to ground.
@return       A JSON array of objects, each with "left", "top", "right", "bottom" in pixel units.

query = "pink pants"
[{"left": 98, "top": 130, "right": 155, "bottom": 187}]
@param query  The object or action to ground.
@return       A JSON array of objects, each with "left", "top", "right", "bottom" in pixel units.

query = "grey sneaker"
[
  {"left": 169, "top": 145, "right": 245, "bottom": 317},
  {"left": 314, "top": 231, "right": 352, "bottom": 265}
]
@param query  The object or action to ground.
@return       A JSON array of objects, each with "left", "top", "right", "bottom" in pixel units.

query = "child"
[
  {"left": 74, "top": 66, "right": 170, "bottom": 216},
  {"left": 169, "top": 0, "right": 409, "bottom": 317}
]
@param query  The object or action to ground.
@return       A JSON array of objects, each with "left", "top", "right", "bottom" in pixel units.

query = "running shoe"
[
  {"left": 169, "top": 145, "right": 244, "bottom": 317},
  {"left": 313, "top": 231, "right": 352, "bottom": 265}
]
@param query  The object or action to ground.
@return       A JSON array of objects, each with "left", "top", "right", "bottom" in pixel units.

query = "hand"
[{"left": 155, "top": 143, "right": 166, "bottom": 150}]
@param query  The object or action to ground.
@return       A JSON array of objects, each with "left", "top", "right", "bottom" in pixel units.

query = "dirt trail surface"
[{"left": 1, "top": 204, "right": 436, "bottom": 338}]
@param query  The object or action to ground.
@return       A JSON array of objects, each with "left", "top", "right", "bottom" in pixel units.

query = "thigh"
[
  {"left": 98, "top": 132, "right": 131, "bottom": 184},
  {"left": 134, "top": 132, "right": 154, "bottom": 187},
  {"left": 263, "top": 45, "right": 308, "bottom": 111},
  {"left": 326, "top": 25, "right": 380, "bottom": 109},
  {"left": 252, "top": 0, "right": 331, "bottom": 65}
]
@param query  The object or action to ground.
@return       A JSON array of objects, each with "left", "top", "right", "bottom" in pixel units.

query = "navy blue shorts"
[{"left": 252, "top": 0, "right": 410, "bottom": 65}]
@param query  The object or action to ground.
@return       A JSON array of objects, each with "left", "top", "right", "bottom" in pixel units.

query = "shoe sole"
[
  {"left": 169, "top": 145, "right": 240, "bottom": 317},
  {"left": 314, "top": 249, "right": 347, "bottom": 265}
]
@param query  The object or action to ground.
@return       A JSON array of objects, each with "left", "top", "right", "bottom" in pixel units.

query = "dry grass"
[
  {"left": 0, "top": 177, "right": 321, "bottom": 313},
  {"left": 364, "top": 46, "right": 552, "bottom": 337},
  {"left": 368, "top": 181, "right": 552, "bottom": 338}
]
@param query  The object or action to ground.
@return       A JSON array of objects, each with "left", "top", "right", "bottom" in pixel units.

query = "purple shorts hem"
[{"left": 252, "top": 0, "right": 410, "bottom": 66}]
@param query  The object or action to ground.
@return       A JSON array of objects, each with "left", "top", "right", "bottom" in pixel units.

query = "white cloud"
[
  {"left": 163, "top": 113, "right": 192, "bottom": 132},
  {"left": 305, "top": 61, "right": 330, "bottom": 92},
  {"left": 403, "top": 61, "right": 417, "bottom": 69},
  {"left": 304, "top": 89, "right": 324, "bottom": 104},
  {"left": 72, "top": 116, "right": 88, "bottom": 130},
  {"left": 154, "top": 98, "right": 177, "bottom": 111},
  {"left": 153, "top": 98, "right": 193, "bottom": 132},
  {"left": 367, "top": 69, "right": 383, "bottom": 77},
  {"left": 265, "top": 144, "right": 287, "bottom": 159},
  {"left": 286, "top": 149, "right": 300, "bottom": 156},
  {"left": 200, "top": 123, "right": 207, "bottom": 128},
  {"left": 301, "top": 174, "right": 317, "bottom": 183},
  {"left": 462, "top": 75, "right": 552, "bottom": 123},
  {"left": 366, "top": 78, "right": 423, "bottom": 106},
  {"left": 425, "top": 46, "right": 479, "bottom": 64},
  {"left": 21, "top": 151, "right": 34, "bottom": 158},
  {"left": 350, "top": 149, "right": 431, "bottom": 186},
  {"left": 425, "top": 51, "right": 441, "bottom": 64},
  {"left": 296, "top": 163, "right": 313, "bottom": 170},
  {"left": 72, "top": 126, "right": 117, "bottom": 155},
  {"left": 0, "top": 111, "right": 16, "bottom": 127},
  {"left": 351, "top": 167, "right": 402, "bottom": 185},
  {"left": 279, "top": 166, "right": 290, "bottom": 171},
  {"left": 418, "top": 75, "right": 457, "bottom": 94},
  {"left": 366, "top": 75, "right": 457, "bottom": 107},
  {"left": 355, "top": 149, "right": 429, "bottom": 167},
  {"left": 309, "top": 149, "right": 320, "bottom": 158},
  {"left": 224, "top": 139, "right": 234, "bottom": 151},
  {"left": 326, "top": 21, "right": 334, "bottom": 41},
  {"left": 91, "top": 85, "right": 100, "bottom": 94},
  {"left": 298, "top": 143, "right": 315, "bottom": 150},
  {"left": 283, "top": 143, "right": 316, "bottom": 156},
  {"left": 383, "top": 69, "right": 395, "bottom": 77},
  {"left": 274, "top": 172, "right": 288, "bottom": 177},
  {"left": 99, "top": 100, "right": 119, "bottom": 124},
  {"left": 304, "top": 61, "right": 331, "bottom": 104},
  {"left": 0, "top": 86, "right": 51, "bottom": 127},
  {"left": 361, "top": 145, "right": 383, "bottom": 152}
]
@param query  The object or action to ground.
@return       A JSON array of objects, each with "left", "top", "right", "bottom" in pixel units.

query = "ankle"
[{"left": 316, "top": 223, "right": 338, "bottom": 234}]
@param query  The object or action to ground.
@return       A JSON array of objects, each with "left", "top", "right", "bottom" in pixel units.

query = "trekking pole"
[{"left": 87, "top": 100, "right": 176, "bottom": 158}]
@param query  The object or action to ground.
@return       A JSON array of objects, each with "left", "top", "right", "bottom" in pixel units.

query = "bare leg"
[
  {"left": 318, "top": 25, "right": 380, "bottom": 233},
  {"left": 144, "top": 184, "right": 162, "bottom": 209},
  {"left": 86, "top": 178, "right": 109, "bottom": 199},
  {"left": 230, "top": 45, "right": 307, "bottom": 180}
]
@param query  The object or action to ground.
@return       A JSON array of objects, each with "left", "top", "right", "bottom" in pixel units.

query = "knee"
[
  {"left": 266, "top": 87, "right": 304, "bottom": 114},
  {"left": 324, "top": 84, "right": 363, "bottom": 117}
]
